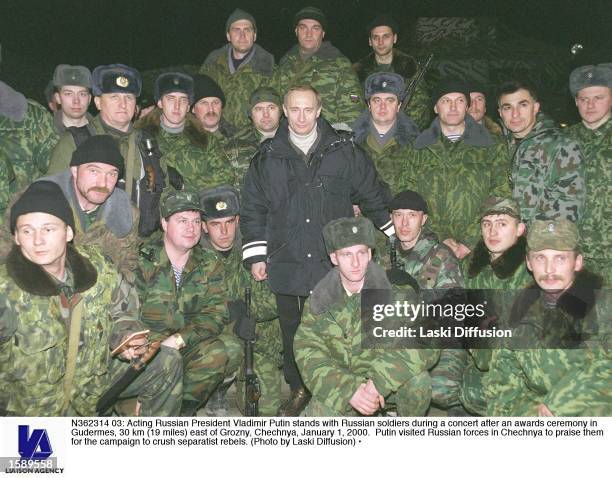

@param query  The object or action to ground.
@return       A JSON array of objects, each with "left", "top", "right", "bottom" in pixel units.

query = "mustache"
[
  {"left": 88, "top": 186, "right": 110, "bottom": 194},
  {"left": 538, "top": 274, "right": 564, "bottom": 282},
  {"left": 205, "top": 112, "right": 219, "bottom": 118}
]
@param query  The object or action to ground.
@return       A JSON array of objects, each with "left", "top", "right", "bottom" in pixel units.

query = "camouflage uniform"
[
  {"left": 352, "top": 48, "right": 433, "bottom": 130},
  {"left": 200, "top": 44, "right": 275, "bottom": 130},
  {"left": 503, "top": 113, "right": 585, "bottom": 224},
  {"left": 272, "top": 42, "right": 363, "bottom": 125},
  {"left": 0, "top": 244, "right": 182, "bottom": 416},
  {"left": 460, "top": 236, "right": 533, "bottom": 415},
  {"left": 567, "top": 118, "right": 611, "bottom": 284},
  {"left": 295, "top": 262, "right": 439, "bottom": 416},
  {"left": 404, "top": 116, "right": 511, "bottom": 248},
  {"left": 136, "top": 232, "right": 241, "bottom": 410}
]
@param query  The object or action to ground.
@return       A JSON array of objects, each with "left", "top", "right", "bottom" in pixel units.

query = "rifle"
[
  {"left": 385, "top": 236, "right": 420, "bottom": 290},
  {"left": 96, "top": 341, "right": 161, "bottom": 415},
  {"left": 238, "top": 287, "right": 260, "bottom": 417},
  {"left": 402, "top": 53, "right": 434, "bottom": 112}
]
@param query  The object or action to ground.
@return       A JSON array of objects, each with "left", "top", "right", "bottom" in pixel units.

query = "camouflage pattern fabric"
[
  {"left": 0, "top": 160, "right": 11, "bottom": 224},
  {"left": 200, "top": 44, "right": 275, "bottom": 130},
  {"left": 567, "top": 119, "right": 611, "bottom": 285},
  {"left": 295, "top": 263, "right": 439, "bottom": 416},
  {"left": 272, "top": 42, "right": 363, "bottom": 126},
  {"left": 0, "top": 244, "right": 182, "bottom": 416},
  {"left": 503, "top": 113, "right": 585, "bottom": 225},
  {"left": 0, "top": 100, "right": 57, "bottom": 199},
  {"left": 216, "top": 128, "right": 260, "bottom": 191}
]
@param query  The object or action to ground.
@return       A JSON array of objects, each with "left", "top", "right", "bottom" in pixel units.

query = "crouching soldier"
[
  {"left": 0, "top": 181, "right": 182, "bottom": 416},
  {"left": 136, "top": 189, "right": 241, "bottom": 416},
  {"left": 199, "top": 185, "right": 283, "bottom": 416},
  {"left": 294, "top": 216, "right": 438, "bottom": 416}
]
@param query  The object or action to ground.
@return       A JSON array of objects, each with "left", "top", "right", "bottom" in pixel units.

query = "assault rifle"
[
  {"left": 402, "top": 53, "right": 434, "bottom": 112},
  {"left": 236, "top": 287, "right": 261, "bottom": 416}
]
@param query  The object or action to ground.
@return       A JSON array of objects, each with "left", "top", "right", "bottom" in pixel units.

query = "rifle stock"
[{"left": 243, "top": 287, "right": 261, "bottom": 417}]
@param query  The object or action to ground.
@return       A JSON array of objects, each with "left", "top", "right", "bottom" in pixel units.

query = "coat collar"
[
  {"left": 352, "top": 109, "right": 420, "bottom": 146},
  {"left": 413, "top": 115, "right": 495, "bottom": 150},
  {"left": 468, "top": 236, "right": 527, "bottom": 279}
]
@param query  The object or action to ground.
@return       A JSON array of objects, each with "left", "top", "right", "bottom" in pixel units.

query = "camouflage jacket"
[
  {"left": 352, "top": 48, "right": 433, "bottom": 130},
  {"left": 200, "top": 44, "right": 275, "bottom": 130},
  {"left": 485, "top": 270, "right": 611, "bottom": 416},
  {"left": 0, "top": 244, "right": 141, "bottom": 416},
  {"left": 503, "top": 113, "right": 585, "bottom": 224},
  {"left": 567, "top": 118, "right": 611, "bottom": 283},
  {"left": 404, "top": 116, "right": 511, "bottom": 248},
  {"left": 352, "top": 109, "right": 420, "bottom": 198},
  {"left": 294, "top": 262, "right": 439, "bottom": 414},
  {"left": 216, "top": 127, "right": 261, "bottom": 191},
  {"left": 136, "top": 232, "right": 229, "bottom": 347},
  {"left": 0, "top": 89, "right": 57, "bottom": 201},
  {"left": 135, "top": 109, "right": 242, "bottom": 191},
  {"left": 272, "top": 41, "right": 363, "bottom": 126}
]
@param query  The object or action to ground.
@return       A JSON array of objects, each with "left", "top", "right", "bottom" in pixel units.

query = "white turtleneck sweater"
[{"left": 289, "top": 126, "right": 318, "bottom": 156}]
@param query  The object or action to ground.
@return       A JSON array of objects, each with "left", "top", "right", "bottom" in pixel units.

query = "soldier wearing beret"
[
  {"left": 199, "top": 8, "right": 275, "bottom": 131},
  {"left": 198, "top": 185, "right": 282, "bottom": 416},
  {"left": 352, "top": 72, "right": 420, "bottom": 199},
  {"left": 405, "top": 78, "right": 511, "bottom": 261},
  {"left": 486, "top": 219, "right": 611, "bottom": 416},
  {"left": 47, "top": 64, "right": 166, "bottom": 237},
  {"left": 460, "top": 197, "right": 533, "bottom": 415},
  {"left": 294, "top": 216, "right": 439, "bottom": 416},
  {"left": 0, "top": 181, "right": 182, "bottom": 416},
  {"left": 352, "top": 13, "right": 432, "bottom": 130},
  {"left": 50, "top": 64, "right": 96, "bottom": 146},
  {"left": 136, "top": 189, "right": 242, "bottom": 416},
  {"left": 567, "top": 63, "right": 612, "bottom": 285}
]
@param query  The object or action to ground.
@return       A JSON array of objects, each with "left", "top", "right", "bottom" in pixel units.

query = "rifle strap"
[
  {"left": 125, "top": 135, "right": 138, "bottom": 201},
  {"left": 61, "top": 295, "right": 84, "bottom": 414}
]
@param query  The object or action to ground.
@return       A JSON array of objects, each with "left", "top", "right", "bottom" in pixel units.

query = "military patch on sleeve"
[{"left": 350, "top": 94, "right": 360, "bottom": 103}]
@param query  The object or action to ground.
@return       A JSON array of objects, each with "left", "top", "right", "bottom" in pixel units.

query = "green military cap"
[
  {"left": 323, "top": 216, "right": 377, "bottom": 254},
  {"left": 569, "top": 63, "right": 612, "bottom": 96},
  {"left": 365, "top": 72, "right": 405, "bottom": 101},
  {"left": 479, "top": 196, "right": 521, "bottom": 221},
  {"left": 527, "top": 219, "right": 579, "bottom": 252},
  {"left": 226, "top": 8, "right": 257, "bottom": 32},
  {"left": 249, "top": 86, "right": 282, "bottom": 111},
  {"left": 200, "top": 184, "right": 240, "bottom": 219},
  {"left": 294, "top": 6, "right": 328, "bottom": 31},
  {"left": 52, "top": 64, "right": 92, "bottom": 89},
  {"left": 160, "top": 188, "right": 203, "bottom": 219}
]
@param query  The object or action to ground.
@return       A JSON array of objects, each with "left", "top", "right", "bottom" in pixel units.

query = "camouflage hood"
[
  {"left": 279, "top": 41, "right": 347, "bottom": 65},
  {"left": 414, "top": 114, "right": 496, "bottom": 149},
  {"left": 309, "top": 261, "right": 391, "bottom": 315},
  {"left": 135, "top": 108, "right": 210, "bottom": 148},
  {"left": 0, "top": 80, "right": 27, "bottom": 121},
  {"left": 352, "top": 109, "right": 420, "bottom": 146},
  {"left": 502, "top": 112, "right": 558, "bottom": 144},
  {"left": 467, "top": 235, "right": 527, "bottom": 280},
  {"left": 204, "top": 43, "right": 274, "bottom": 76}
]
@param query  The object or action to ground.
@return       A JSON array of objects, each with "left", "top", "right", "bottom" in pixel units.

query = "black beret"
[
  {"left": 192, "top": 74, "right": 225, "bottom": 106},
  {"left": 432, "top": 78, "right": 471, "bottom": 107},
  {"left": 70, "top": 135, "right": 124, "bottom": 178},
  {"left": 92, "top": 64, "right": 142, "bottom": 97},
  {"left": 389, "top": 190, "right": 428, "bottom": 213},
  {"left": 366, "top": 14, "right": 399, "bottom": 34},
  {"left": 294, "top": 6, "right": 328, "bottom": 31},
  {"left": 154, "top": 72, "right": 194, "bottom": 104},
  {"left": 10, "top": 181, "right": 75, "bottom": 234}
]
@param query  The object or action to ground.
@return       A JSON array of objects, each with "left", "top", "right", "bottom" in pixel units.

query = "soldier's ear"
[
  {"left": 226, "top": 31, "right": 231, "bottom": 43},
  {"left": 66, "top": 226, "right": 74, "bottom": 243},
  {"left": 525, "top": 254, "right": 533, "bottom": 272},
  {"left": 161, "top": 217, "right": 168, "bottom": 233},
  {"left": 574, "top": 254, "right": 583, "bottom": 272},
  {"left": 330, "top": 252, "right": 339, "bottom": 266},
  {"left": 393, "top": 34, "right": 397, "bottom": 44},
  {"left": 54, "top": 92, "right": 61, "bottom": 106},
  {"left": 517, "top": 222, "right": 526, "bottom": 237},
  {"left": 94, "top": 96, "right": 102, "bottom": 111},
  {"left": 421, "top": 214, "right": 429, "bottom": 226},
  {"left": 534, "top": 101, "right": 540, "bottom": 114},
  {"left": 156, "top": 99, "right": 163, "bottom": 110}
]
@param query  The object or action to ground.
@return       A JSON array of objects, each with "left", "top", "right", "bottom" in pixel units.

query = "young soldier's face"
[
  {"left": 369, "top": 93, "right": 400, "bottom": 128},
  {"left": 369, "top": 26, "right": 397, "bottom": 57},
  {"left": 55, "top": 86, "right": 91, "bottom": 120},
  {"left": 295, "top": 19, "right": 325, "bottom": 54},
  {"left": 331, "top": 244, "right": 372, "bottom": 286},
  {"left": 72, "top": 162, "right": 120, "bottom": 206},
  {"left": 192, "top": 97, "right": 223, "bottom": 131},
  {"left": 498, "top": 89, "right": 540, "bottom": 138},
  {"left": 468, "top": 92, "right": 486, "bottom": 123},
  {"left": 158, "top": 92, "right": 190, "bottom": 129},
  {"left": 434, "top": 93, "right": 468, "bottom": 127},
  {"left": 202, "top": 215, "right": 239, "bottom": 251},
  {"left": 95, "top": 92, "right": 137, "bottom": 131},
  {"left": 480, "top": 214, "right": 525, "bottom": 260},
  {"left": 14, "top": 213, "right": 73, "bottom": 271},
  {"left": 251, "top": 101, "right": 281, "bottom": 133},
  {"left": 226, "top": 20, "right": 256, "bottom": 55},
  {"left": 283, "top": 90, "right": 321, "bottom": 135},
  {"left": 391, "top": 209, "right": 427, "bottom": 245},
  {"left": 575, "top": 86, "right": 612, "bottom": 128},
  {"left": 162, "top": 211, "right": 202, "bottom": 252},
  {"left": 526, "top": 249, "right": 582, "bottom": 292}
]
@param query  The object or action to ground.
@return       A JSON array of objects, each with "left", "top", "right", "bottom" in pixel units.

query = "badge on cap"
[
  {"left": 173, "top": 78, "right": 180, "bottom": 86},
  {"left": 587, "top": 72, "right": 593, "bottom": 79},
  {"left": 382, "top": 81, "right": 387, "bottom": 88},
  {"left": 116, "top": 76, "right": 130, "bottom": 88},
  {"left": 352, "top": 226, "right": 358, "bottom": 234},
  {"left": 71, "top": 73, "right": 77, "bottom": 81},
  {"left": 547, "top": 222, "right": 555, "bottom": 233},
  {"left": 216, "top": 201, "right": 228, "bottom": 211}
]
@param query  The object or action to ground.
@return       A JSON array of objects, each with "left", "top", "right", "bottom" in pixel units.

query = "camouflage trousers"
[
  {"left": 236, "top": 319, "right": 284, "bottom": 416},
  {"left": 459, "top": 362, "right": 487, "bottom": 416},
  {"left": 430, "top": 349, "right": 469, "bottom": 409},
  {"left": 106, "top": 346, "right": 183, "bottom": 416},
  {"left": 181, "top": 331, "right": 242, "bottom": 406}
]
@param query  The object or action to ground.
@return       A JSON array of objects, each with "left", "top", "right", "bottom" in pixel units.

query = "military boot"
[{"left": 277, "top": 387, "right": 311, "bottom": 416}]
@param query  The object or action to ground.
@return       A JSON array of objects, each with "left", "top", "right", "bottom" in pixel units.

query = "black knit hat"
[
  {"left": 70, "top": 135, "right": 124, "bottom": 178},
  {"left": 225, "top": 8, "right": 257, "bottom": 33},
  {"left": 192, "top": 74, "right": 225, "bottom": 106},
  {"left": 389, "top": 190, "right": 428, "bottom": 213},
  {"left": 366, "top": 14, "right": 399, "bottom": 34},
  {"left": 10, "top": 181, "right": 75, "bottom": 234},
  {"left": 432, "top": 78, "right": 471, "bottom": 107},
  {"left": 294, "top": 6, "right": 328, "bottom": 31}
]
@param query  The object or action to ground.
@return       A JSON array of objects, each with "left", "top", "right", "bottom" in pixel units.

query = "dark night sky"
[{"left": 1, "top": 0, "right": 610, "bottom": 103}]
